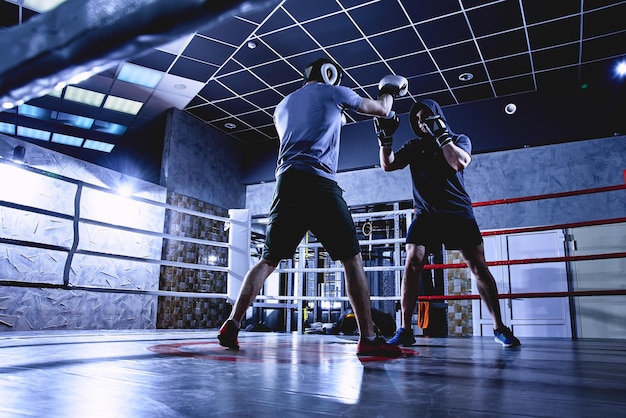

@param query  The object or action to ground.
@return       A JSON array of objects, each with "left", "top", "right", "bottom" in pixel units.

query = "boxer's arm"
[
  {"left": 357, "top": 95, "right": 393, "bottom": 117},
  {"left": 442, "top": 142, "right": 471, "bottom": 171},
  {"left": 379, "top": 146, "right": 399, "bottom": 171},
  {"left": 356, "top": 75, "right": 408, "bottom": 117}
]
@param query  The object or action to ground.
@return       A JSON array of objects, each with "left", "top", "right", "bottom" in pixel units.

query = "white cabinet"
[{"left": 473, "top": 231, "right": 572, "bottom": 338}]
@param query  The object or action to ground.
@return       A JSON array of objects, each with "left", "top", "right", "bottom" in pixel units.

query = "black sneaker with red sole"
[
  {"left": 357, "top": 336, "right": 403, "bottom": 357},
  {"left": 218, "top": 319, "right": 240, "bottom": 349}
]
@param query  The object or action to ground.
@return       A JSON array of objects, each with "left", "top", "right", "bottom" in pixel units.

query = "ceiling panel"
[
  {"left": 369, "top": 28, "right": 425, "bottom": 60},
  {"left": 417, "top": 14, "right": 473, "bottom": 48},
  {"left": 466, "top": 1, "right": 524, "bottom": 37},
  {"left": 477, "top": 29, "right": 529, "bottom": 60},
  {"left": 301, "top": 13, "right": 363, "bottom": 45}
]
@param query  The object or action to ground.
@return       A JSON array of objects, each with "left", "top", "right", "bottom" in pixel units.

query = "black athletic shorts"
[
  {"left": 262, "top": 169, "right": 360, "bottom": 261},
  {"left": 406, "top": 212, "right": 483, "bottom": 253}
]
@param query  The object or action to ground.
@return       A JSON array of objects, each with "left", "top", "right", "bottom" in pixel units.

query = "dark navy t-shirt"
[{"left": 393, "top": 134, "right": 475, "bottom": 219}]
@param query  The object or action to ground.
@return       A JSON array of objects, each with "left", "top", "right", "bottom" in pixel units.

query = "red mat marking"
[{"left": 148, "top": 341, "right": 416, "bottom": 363}]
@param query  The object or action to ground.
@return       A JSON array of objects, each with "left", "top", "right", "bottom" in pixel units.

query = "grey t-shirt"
[{"left": 273, "top": 82, "right": 363, "bottom": 181}]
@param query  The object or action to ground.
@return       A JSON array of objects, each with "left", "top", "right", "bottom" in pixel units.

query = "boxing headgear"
[
  {"left": 409, "top": 101, "right": 430, "bottom": 136},
  {"left": 409, "top": 101, "right": 453, "bottom": 147},
  {"left": 303, "top": 58, "right": 343, "bottom": 86}
]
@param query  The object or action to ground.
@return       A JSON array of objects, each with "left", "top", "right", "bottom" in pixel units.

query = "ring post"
[{"left": 227, "top": 209, "right": 251, "bottom": 303}]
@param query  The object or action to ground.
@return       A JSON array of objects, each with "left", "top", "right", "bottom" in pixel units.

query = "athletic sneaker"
[
  {"left": 494, "top": 326, "right": 521, "bottom": 348},
  {"left": 387, "top": 327, "right": 416, "bottom": 347},
  {"left": 357, "top": 336, "right": 403, "bottom": 357},
  {"left": 218, "top": 319, "right": 240, "bottom": 349}
]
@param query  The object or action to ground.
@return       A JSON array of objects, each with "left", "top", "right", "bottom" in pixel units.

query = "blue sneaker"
[
  {"left": 494, "top": 326, "right": 521, "bottom": 348},
  {"left": 387, "top": 327, "right": 416, "bottom": 346}
]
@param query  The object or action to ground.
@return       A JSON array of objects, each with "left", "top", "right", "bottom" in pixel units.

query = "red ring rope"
[
  {"left": 422, "top": 251, "right": 626, "bottom": 270},
  {"left": 472, "top": 184, "right": 625, "bottom": 207},
  {"left": 418, "top": 289, "right": 626, "bottom": 301}
]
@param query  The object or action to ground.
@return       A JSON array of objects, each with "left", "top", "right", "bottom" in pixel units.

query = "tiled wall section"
[
  {"left": 445, "top": 250, "right": 473, "bottom": 337},
  {"left": 157, "top": 191, "right": 229, "bottom": 329}
]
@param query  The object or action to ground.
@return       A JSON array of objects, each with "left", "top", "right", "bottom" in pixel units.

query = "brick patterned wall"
[
  {"left": 445, "top": 250, "right": 473, "bottom": 336},
  {"left": 157, "top": 192, "right": 230, "bottom": 329}
]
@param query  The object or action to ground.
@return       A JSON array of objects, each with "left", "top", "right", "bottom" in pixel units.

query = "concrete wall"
[
  {"left": 467, "top": 135, "right": 626, "bottom": 230},
  {"left": 0, "top": 134, "right": 166, "bottom": 331},
  {"left": 161, "top": 108, "right": 246, "bottom": 210}
]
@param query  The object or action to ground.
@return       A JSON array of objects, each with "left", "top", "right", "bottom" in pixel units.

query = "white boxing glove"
[{"left": 378, "top": 75, "right": 408, "bottom": 98}]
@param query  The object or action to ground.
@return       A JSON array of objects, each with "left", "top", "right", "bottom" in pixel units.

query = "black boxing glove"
[
  {"left": 378, "top": 75, "right": 408, "bottom": 98},
  {"left": 423, "top": 115, "right": 453, "bottom": 148},
  {"left": 373, "top": 112, "right": 399, "bottom": 148}
]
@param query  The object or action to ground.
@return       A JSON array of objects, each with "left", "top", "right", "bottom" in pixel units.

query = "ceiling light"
[
  {"left": 67, "top": 70, "right": 96, "bottom": 85},
  {"left": 23, "top": 0, "right": 67, "bottom": 12},
  {"left": 65, "top": 86, "right": 105, "bottom": 107},
  {"left": 83, "top": 140, "right": 115, "bottom": 152},
  {"left": 56, "top": 112, "right": 95, "bottom": 129},
  {"left": 0, "top": 122, "right": 15, "bottom": 135},
  {"left": 17, "top": 126, "right": 51, "bottom": 141},
  {"left": 51, "top": 133, "right": 84, "bottom": 147},
  {"left": 459, "top": 72, "right": 473, "bottom": 82},
  {"left": 504, "top": 103, "right": 517, "bottom": 115},
  {"left": 117, "top": 62, "right": 164, "bottom": 88},
  {"left": 103, "top": 96, "right": 143, "bottom": 115},
  {"left": 247, "top": 40, "right": 258, "bottom": 49},
  {"left": 173, "top": 83, "right": 187, "bottom": 90},
  {"left": 616, "top": 60, "right": 626, "bottom": 77},
  {"left": 47, "top": 88, "right": 63, "bottom": 98},
  {"left": 224, "top": 122, "right": 237, "bottom": 129},
  {"left": 18, "top": 104, "right": 52, "bottom": 119},
  {"left": 94, "top": 121, "right": 127, "bottom": 135}
]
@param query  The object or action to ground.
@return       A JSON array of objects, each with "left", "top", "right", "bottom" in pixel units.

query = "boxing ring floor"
[{"left": 1, "top": 330, "right": 625, "bottom": 418}]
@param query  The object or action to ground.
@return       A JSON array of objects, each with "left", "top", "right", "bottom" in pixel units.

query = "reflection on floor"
[{"left": 1, "top": 330, "right": 625, "bottom": 417}]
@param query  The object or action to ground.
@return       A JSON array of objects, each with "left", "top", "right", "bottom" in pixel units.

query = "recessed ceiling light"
[
  {"left": 57, "top": 112, "right": 95, "bottom": 129},
  {"left": 505, "top": 103, "right": 517, "bottom": 115},
  {"left": 224, "top": 122, "right": 237, "bottom": 129},
  {"left": 0, "top": 122, "right": 15, "bottom": 135},
  {"left": 83, "top": 140, "right": 115, "bottom": 153},
  {"left": 23, "top": 0, "right": 67, "bottom": 12},
  {"left": 93, "top": 121, "right": 127, "bottom": 135},
  {"left": 118, "top": 62, "right": 164, "bottom": 88},
  {"left": 173, "top": 83, "right": 187, "bottom": 90},
  {"left": 17, "top": 126, "right": 50, "bottom": 141},
  {"left": 47, "top": 88, "right": 63, "bottom": 98},
  {"left": 247, "top": 40, "right": 257, "bottom": 49},
  {"left": 103, "top": 96, "right": 143, "bottom": 115},
  {"left": 65, "top": 86, "right": 105, "bottom": 107},
  {"left": 459, "top": 72, "right": 473, "bottom": 82},
  {"left": 18, "top": 104, "right": 52, "bottom": 119},
  {"left": 51, "top": 133, "right": 84, "bottom": 147}
]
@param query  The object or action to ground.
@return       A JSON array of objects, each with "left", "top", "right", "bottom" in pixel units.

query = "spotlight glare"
[
  {"left": 616, "top": 61, "right": 626, "bottom": 77},
  {"left": 117, "top": 184, "right": 133, "bottom": 197}
]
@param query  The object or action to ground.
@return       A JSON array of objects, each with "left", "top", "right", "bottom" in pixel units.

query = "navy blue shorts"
[
  {"left": 262, "top": 169, "right": 360, "bottom": 261},
  {"left": 406, "top": 212, "right": 483, "bottom": 253}
]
